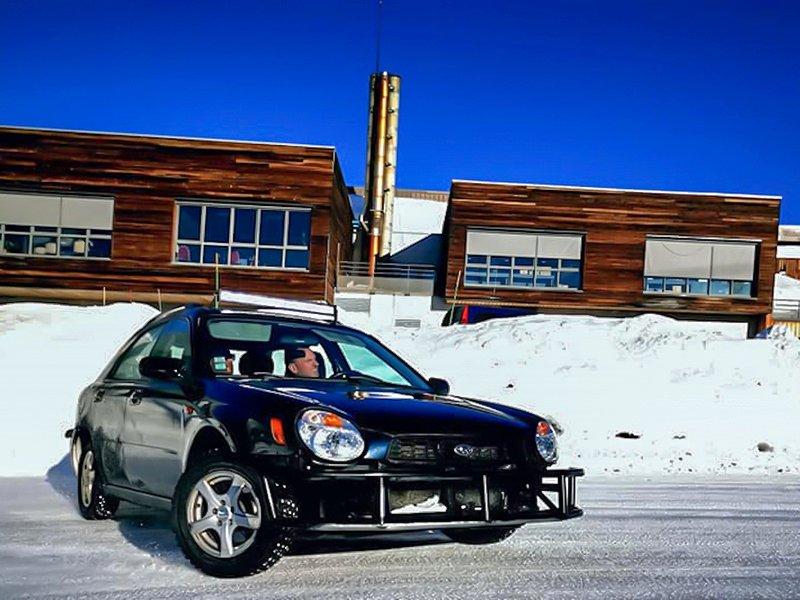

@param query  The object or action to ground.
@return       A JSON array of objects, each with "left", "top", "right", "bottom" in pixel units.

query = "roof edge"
[
  {"left": 351, "top": 186, "right": 449, "bottom": 202},
  {"left": 451, "top": 179, "right": 782, "bottom": 201},
  {"left": 0, "top": 125, "right": 336, "bottom": 151}
]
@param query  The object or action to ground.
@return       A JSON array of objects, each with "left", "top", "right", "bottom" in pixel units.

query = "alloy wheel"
[
  {"left": 80, "top": 450, "right": 96, "bottom": 508},
  {"left": 186, "top": 470, "right": 263, "bottom": 559}
]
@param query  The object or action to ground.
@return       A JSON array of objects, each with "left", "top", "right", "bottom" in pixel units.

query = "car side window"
[
  {"left": 110, "top": 323, "right": 167, "bottom": 380},
  {"left": 150, "top": 318, "right": 192, "bottom": 372}
]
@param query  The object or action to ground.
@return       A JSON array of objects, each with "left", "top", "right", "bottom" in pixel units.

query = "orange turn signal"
[
  {"left": 322, "top": 413, "right": 344, "bottom": 428},
  {"left": 270, "top": 417, "right": 286, "bottom": 446},
  {"left": 536, "top": 421, "right": 552, "bottom": 436}
]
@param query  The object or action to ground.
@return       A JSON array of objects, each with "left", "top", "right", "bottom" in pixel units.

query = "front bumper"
[{"left": 271, "top": 467, "right": 583, "bottom": 533}]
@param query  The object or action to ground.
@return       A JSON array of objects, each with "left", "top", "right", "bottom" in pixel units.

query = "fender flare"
[{"left": 181, "top": 420, "right": 237, "bottom": 473}]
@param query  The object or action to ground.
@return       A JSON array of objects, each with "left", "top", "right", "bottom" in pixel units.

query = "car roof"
[{"left": 147, "top": 304, "right": 362, "bottom": 335}]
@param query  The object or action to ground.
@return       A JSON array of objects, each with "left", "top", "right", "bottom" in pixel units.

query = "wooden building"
[
  {"left": 0, "top": 127, "right": 352, "bottom": 305},
  {"left": 442, "top": 180, "right": 781, "bottom": 334},
  {"left": 776, "top": 225, "right": 800, "bottom": 279}
]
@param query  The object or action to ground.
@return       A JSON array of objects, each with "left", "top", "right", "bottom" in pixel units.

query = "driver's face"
[{"left": 288, "top": 348, "right": 319, "bottom": 378}]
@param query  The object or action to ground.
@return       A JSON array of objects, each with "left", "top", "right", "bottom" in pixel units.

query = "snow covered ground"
[
  {"left": 3, "top": 475, "right": 799, "bottom": 599},
  {"left": 1, "top": 300, "right": 798, "bottom": 478}
]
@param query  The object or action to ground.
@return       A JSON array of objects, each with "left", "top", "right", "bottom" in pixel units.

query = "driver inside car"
[{"left": 285, "top": 346, "right": 320, "bottom": 378}]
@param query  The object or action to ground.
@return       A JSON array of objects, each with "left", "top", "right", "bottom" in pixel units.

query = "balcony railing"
[{"left": 337, "top": 261, "right": 436, "bottom": 295}]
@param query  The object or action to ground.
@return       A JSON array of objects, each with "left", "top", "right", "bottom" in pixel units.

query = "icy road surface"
[{"left": 1, "top": 466, "right": 798, "bottom": 599}]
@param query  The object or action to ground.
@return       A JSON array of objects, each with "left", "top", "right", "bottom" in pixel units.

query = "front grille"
[
  {"left": 386, "top": 437, "right": 508, "bottom": 465},
  {"left": 387, "top": 438, "right": 439, "bottom": 462}
]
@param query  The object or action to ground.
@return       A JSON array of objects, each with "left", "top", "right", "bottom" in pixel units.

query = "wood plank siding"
[
  {"left": 777, "top": 259, "right": 800, "bottom": 279},
  {"left": 443, "top": 180, "right": 780, "bottom": 321},
  {"left": 0, "top": 127, "right": 352, "bottom": 303}
]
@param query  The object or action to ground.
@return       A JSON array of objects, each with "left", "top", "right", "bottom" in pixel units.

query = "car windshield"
[{"left": 202, "top": 316, "right": 430, "bottom": 390}]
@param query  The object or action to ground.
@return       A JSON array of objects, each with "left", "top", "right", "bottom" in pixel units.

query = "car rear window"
[{"left": 207, "top": 319, "right": 272, "bottom": 342}]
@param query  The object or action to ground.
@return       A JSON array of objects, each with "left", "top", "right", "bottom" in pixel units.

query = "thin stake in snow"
[{"left": 449, "top": 269, "right": 463, "bottom": 326}]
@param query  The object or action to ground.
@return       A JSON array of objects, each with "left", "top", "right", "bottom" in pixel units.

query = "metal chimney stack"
[{"left": 364, "top": 71, "right": 400, "bottom": 276}]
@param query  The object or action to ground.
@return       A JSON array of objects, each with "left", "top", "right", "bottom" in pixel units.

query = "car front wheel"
[
  {"left": 442, "top": 526, "right": 519, "bottom": 545},
  {"left": 173, "top": 457, "right": 294, "bottom": 578},
  {"left": 77, "top": 440, "right": 119, "bottom": 520}
]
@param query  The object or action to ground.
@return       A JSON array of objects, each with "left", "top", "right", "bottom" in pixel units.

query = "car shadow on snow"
[
  {"left": 45, "top": 455, "right": 449, "bottom": 568},
  {"left": 46, "top": 454, "right": 78, "bottom": 508},
  {"left": 45, "top": 454, "right": 189, "bottom": 567},
  {"left": 111, "top": 509, "right": 450, "bottom": 568},
  {"left": 291, "top": 531, "right": 450, "bottom": 556},
  {"left": 113, "top": 504, "right": 190, "bottom": 568}
]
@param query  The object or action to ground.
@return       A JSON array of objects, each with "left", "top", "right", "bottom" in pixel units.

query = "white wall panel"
[{"left": 391, "top": 197, "right": 447, "bottom": 234}]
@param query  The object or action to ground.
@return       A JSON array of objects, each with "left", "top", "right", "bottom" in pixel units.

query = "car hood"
[{"left": 232, "top": 378, "right": 537, "bottom": 437}]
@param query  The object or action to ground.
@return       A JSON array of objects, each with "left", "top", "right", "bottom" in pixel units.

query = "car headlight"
[
  {"left": 535, "top": 420, "right": 558, "bottom": 464},
  {"left": 296, "top": 410, "right": 365, "bottom": 463}
]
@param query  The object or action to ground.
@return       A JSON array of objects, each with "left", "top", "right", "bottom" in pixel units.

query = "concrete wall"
[{"left": 335, "top": 291, "right": 447, "bottom": 332}]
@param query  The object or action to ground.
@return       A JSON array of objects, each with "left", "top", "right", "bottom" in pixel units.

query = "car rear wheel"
[
  {"left": 77, "top": 440, "right": 119, "bottom": 520},
  {"left": 173, "top": 457, "right": 294, "bottom": 578},
  {"left": 442, "top": 526, "right": 519, "bottom": 545}
]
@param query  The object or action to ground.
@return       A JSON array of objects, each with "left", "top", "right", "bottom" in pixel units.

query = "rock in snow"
[{"left": 1, "top": 302, "right": 798, "bottom": 478}]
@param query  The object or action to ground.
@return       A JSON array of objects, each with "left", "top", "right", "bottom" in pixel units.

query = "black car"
[{"left": 67, "top": 301, "right": 583, "bottom": 578}]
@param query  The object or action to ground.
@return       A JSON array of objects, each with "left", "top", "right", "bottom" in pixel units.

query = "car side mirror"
[
  {"left": 428, "top": 377, "right": 450, "bottom": 396},
  {"left": 140, "top": 356, "right": 183, "bottom": 380}
]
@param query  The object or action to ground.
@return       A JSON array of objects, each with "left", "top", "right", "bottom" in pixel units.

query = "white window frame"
[
  {"left": 642, "top": 236, "right": 759, "bottom": 299},
  {"left": 173, "top": 200, "right": 312, "bottom": 271},
  {"left": 0, "top": 192, "right": 113, "bottom": 261},
  {"left": 464, "top": 228, "right": 584, "bottom": 292}
]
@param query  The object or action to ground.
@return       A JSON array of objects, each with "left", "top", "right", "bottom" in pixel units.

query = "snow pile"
[
  {"left": 1, "top": 302, "right": 798, "bottom": 478},
  {"left": 774, "top": 273, "right": 800, "bottom": 299},
  {"left": 346, "top": 313, "right": 800, "bottom": 477},
  {"left": 0, "top": 303, "right": 157, "bottom": 477}
]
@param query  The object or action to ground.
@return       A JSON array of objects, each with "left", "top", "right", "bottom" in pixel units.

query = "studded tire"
[
  {"left": 76, "top": 439, "right": 119, "bottom": 520},
  {"left": 173, "top": 457, "right": 294, "bottom": 578},
  {"left": 442, "top": 526, "right": 519, "bottom": 545}
]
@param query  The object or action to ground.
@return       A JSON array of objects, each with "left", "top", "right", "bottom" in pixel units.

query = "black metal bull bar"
[{"left": 301, "top": 467, "right": 584, "bottom": 532}]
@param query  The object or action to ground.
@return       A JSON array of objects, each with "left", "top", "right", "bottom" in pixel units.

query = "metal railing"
[
  {"left": 337, "top": 260, "right": 437, "bottom": 295},
  {"left": 773, "top": 298, "right": 800, "bottom": 321}
]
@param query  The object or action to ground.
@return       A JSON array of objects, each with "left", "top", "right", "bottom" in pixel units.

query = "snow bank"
[
  {"left": 774, "top": 273, "right": 800, "bottom": 299},
  {"left": 343, "top": 312, "right": 800, "bottom": 477},
  {"left": 0, "top": 303, "right": 157, "bottom": 477},
  {"left": 1, "top": 302, "right": 797, "bottom": 478}
]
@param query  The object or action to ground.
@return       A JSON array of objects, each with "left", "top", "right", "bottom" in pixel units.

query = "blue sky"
[{"left": 1, "top": 1, "right": 798, "bottom": 220}]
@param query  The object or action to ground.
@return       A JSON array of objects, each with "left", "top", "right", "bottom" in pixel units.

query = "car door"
[
  {"left": 118, "top": 318, "right": 193, "bottom": 498},
  {"left": 97, "top": 323, "right": 167, "bottom": 487}
]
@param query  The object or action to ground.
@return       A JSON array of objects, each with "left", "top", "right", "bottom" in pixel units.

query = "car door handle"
[
  {"left": 128, "top": 390, "right": 142, "bottom": 405},
  {"left": 93, "top": 389, "right": 105, "bottom": 403}
]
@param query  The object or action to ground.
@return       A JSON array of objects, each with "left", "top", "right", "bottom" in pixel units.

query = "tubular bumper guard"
[{"left": 301, "top": 467, "right": 584, "bottom": 533}]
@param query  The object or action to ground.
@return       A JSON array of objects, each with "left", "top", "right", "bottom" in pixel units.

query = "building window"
[
  {"left": 464, "top": 229, "right": 583, "bottom": 290},
  {"left": 174, "top": 202, "right": 311, "bottom": 270},
  {"left": 0, "top": 192, "right": 114, "bottom": 259},
  {"left": 643, "top": 237, "right": 757, "bottom": 297}
]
